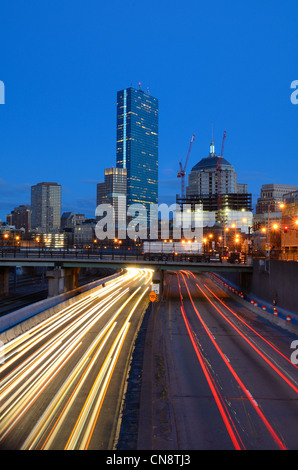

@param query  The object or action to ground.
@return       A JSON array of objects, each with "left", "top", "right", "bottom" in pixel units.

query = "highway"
[
  {"left": 0, "top": 268, "right": 152, "bottom": 450},
  {"left": 139, "top": 270, "right": 298, "bottom": 450},
  {"left": 1, "top": 267, "right": 297, "bottom": 451}
]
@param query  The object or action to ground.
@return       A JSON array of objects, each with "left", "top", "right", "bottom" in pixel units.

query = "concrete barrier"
[{"left": 0, "top": 272, "right": 121, "bottom": 343}]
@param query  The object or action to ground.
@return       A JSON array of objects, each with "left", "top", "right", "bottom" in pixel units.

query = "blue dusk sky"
[{"left": 0, "top": 0, "right": 297, "bottom": 221}]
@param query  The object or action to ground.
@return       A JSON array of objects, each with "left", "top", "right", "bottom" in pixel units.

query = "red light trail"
[{"left": 175, "top": 271, "right": 288, "bottom": 450}]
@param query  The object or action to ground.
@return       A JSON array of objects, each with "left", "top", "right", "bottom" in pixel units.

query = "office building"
[
  {"left": 97, "top": 167, "right": 127, "bottom": 234},
  {"left": 31, "top": 182, "right": 61, "bottom": 232},
  {"left": 97, "top": 167, "right": 127, "bottom": 208},
  {"left": 116, "top": 85, "right": 158, "bottom": 219}
]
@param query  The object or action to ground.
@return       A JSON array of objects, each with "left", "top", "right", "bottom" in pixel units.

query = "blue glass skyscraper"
[{"left": 116, "top": 86, "right": 158, "bottom": 219}]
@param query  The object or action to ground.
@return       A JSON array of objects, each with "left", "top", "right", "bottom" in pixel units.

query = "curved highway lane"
[{"left": 0, "top": 268, "right": 152, "bottom": 450}]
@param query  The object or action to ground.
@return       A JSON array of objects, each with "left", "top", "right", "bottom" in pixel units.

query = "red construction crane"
[
  {"left": 177, "top": 134, "right": 195, "bottom": 198},
  {"left": 216, "top": 130, "right": 227, "bottom": 224}
]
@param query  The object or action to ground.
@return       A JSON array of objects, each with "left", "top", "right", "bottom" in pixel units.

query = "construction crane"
[
  {"left": 216, "top": 130, "right": 227, "bottom": 224},
  {"left": 177, "top": 134, "right": 195, "bottom": 198}
]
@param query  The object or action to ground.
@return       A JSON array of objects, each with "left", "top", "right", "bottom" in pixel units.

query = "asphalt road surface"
[{"left": 137, "top": 270, "right": 298, "bottom": 450}]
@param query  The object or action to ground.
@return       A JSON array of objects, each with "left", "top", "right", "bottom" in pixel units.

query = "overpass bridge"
[{"left": 0, "top": 248, "right": 252, "bottom": 297}]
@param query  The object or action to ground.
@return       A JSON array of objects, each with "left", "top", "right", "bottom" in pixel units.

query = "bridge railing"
[
  {"left": 0, "top": 246, "right": 142, "bottom": 260},
  {"left": 0, "top": 247, "right": 253, "bottom": 266}
]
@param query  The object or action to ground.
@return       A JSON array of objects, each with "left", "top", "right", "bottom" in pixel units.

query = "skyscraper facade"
[
  {"left": 116, "top": 86, "right": 158, "bottom": 218},
  {"left": 31, "top": 182, "right": 61, "bottom": 232}
]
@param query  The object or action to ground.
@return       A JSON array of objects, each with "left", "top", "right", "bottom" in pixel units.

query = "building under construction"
[
  {"left": 177, "top": 134, "right": 253, "bottom": 231},
  {"left": 177, "top": 192, "right": 252, "bottom": 214}
]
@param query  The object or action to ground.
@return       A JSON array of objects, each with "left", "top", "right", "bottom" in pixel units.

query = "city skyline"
[{"left": 0, "top": 1, "right": 297, "bottom": 221}]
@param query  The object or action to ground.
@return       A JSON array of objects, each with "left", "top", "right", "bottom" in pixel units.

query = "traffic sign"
[
  {"left": 149, "top": 291, "right": 157, "bottom": 302},
  {"left": 152, "top": 283, "right": 160, "bottom": 295}
]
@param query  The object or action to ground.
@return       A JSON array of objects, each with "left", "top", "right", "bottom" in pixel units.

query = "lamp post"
[
  {"left": 224, "top": 227, "right": 229, "bottom": 253},
  {"left": 203, "top": 238, "right": 207, "bottom": 253},
  {"left": 208, "top": 233, "right": 213, "bottom": 252}
]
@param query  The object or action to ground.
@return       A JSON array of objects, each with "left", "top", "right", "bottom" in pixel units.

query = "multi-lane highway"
[
  {"left": 140, "top": 270, "right": 298, "bottom": 450},
  {"left": 0, "top": 268, "right": 152, "bottom": 450}
]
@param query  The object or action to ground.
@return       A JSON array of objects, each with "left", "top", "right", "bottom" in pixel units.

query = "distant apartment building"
[
  {"left": 7, "top": 205, "right": 32, "bottom": 233},
  {"left": 256, "top": 184, "right": 297, "bottom": 214},
  {"left": 31, "top": 182, "right": 61, "bottom": 232}
]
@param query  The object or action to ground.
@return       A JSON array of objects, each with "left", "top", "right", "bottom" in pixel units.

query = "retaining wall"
[{"left": 222, "top": 259, "right": 298, "bottom": 315}]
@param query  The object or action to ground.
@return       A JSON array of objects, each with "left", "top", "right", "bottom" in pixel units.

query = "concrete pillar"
[
  {"left": 46, "top": 267, "right": 80, "bottom": 297},
  {"left": 64, "top": 267, "right": 80, "bottom": 292},
  {"left": 0, "top": 267, "right": 9, "bottom": 297}
]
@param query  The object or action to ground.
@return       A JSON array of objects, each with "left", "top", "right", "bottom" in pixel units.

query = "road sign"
[
  {"left": 152, "top": 283, "right": 160, "bottom": 295},
  {"left": 149, "top": 291, "right": 157, "bottom": 302}
]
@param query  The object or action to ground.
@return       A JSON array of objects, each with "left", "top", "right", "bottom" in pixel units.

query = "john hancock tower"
[{"left": 116, "top": 84, "right": 158, "bottom": 226}]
